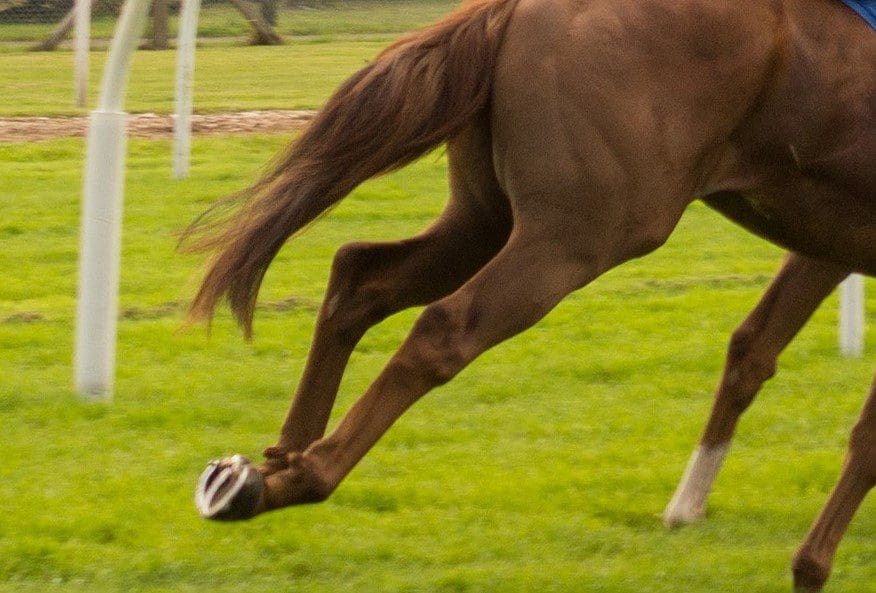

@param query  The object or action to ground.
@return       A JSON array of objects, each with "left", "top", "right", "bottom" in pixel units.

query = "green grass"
[
  {"left": 0, "top": 40, "right": 391, "bottom": 116},
  {"left": 0, "top": 0, "right": 462, "bottom": 117},
  {"left": 0, "top": 1, "right": 459, "bottom": 43},
  {"left": 0, "top": 134, "right": 873, "bottom": 592}
]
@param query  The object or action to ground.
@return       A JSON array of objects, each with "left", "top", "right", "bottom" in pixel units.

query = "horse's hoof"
[
  {"left": 662, "top": 499, "right": 705, "bottom": 528},
  {"left": 663, "top": 508, "right": 704, "bottom": 529},
  {"left": 195, "top": 454, "right": 264, "bottom": 521}
]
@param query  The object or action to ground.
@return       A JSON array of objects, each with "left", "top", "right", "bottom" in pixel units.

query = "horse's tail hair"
[{"left": 181, "top": 0, "right": 520, "bottom": 338}]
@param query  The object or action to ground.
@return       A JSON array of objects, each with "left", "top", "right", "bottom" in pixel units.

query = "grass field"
[
  {"left": 0, "top": 40, "right": 389, "bottom": 116},
  {"left": 0, "top": 0, "right": 461, "bottom": 117},
  {"left": 1, "top": 133, "right": 873, "bottom": 592}
]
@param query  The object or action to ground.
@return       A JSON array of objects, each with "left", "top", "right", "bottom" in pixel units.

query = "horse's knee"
[
  {"left": 400, "top": 303, "right": 469, "bottom": 386},
  {"left": 792, "top": 550, "right": 830, "bottom": 592},
  {"left": 721, "top": 326, "right": 777, "bottom": 411}
]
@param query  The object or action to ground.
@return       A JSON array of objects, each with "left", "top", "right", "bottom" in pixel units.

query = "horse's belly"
[{"left": 712, "top": 180, "right": 876, "bottom": 276}]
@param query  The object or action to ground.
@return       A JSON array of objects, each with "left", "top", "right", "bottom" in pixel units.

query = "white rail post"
[
  {"left": 173, "top": 0, "right": 203, "bottom": 179},
  {"left": 839, "top": 274, "right": 865, "bottom": 358},
  {"left": 74, "top": 0, "right": 92, "bottom": 107},
  {"left": 75, "top": 0, "right": 153, "bottom": 400}
]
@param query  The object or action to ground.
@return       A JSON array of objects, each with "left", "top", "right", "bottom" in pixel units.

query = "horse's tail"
[{"left": 182, "top": 0, "right": 520, "bottom": 338}]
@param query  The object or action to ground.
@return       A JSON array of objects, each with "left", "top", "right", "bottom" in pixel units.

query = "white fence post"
[
  {"left": 75, "top": 0, "right": 153, "bottom": 400},
  {"left": 173, "top": 0, "right": 203, "bottom": 179},
  {"left": 839, "top": 274, "right": 865, "bottom": 358},
  {"left": 74, "top": 0, "right": 91, "bottom": 107}
]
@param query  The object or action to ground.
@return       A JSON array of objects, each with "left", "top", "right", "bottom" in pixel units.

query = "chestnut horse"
[{"left": 186, "top": 0, "right": 874, "bottom": 590}]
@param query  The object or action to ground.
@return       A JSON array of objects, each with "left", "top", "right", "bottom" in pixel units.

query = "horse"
[{"left": 184, "top": 0, "right": 874, "bottom": 590}]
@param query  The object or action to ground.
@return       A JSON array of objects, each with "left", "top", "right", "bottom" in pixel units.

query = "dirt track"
[{"left": 0, "top": 110, "right": 316, "bottom": 143}]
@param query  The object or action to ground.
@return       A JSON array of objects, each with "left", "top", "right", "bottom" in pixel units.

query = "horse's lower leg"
[
  {"left": 265, "top": 209, "right": 510, "bottom": 465},
  {"left": 256, "top": 234, "right": 597, "bottom": 512},
  {"left": 196, "top": 214, "right": 510, "bottom": 518},
  {"left": 664, "top": 255, "right": 847, "bottom": 526},
  {"left": 792, "top": 378, "right": 875, "bottom": 592},
  {"left": 262, "top": 122, "right": 510, "bottom": 466}
]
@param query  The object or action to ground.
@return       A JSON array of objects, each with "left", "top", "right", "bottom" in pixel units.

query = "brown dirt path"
[{"left": 0, "top": 110, "right": 316, "bottom": 143}]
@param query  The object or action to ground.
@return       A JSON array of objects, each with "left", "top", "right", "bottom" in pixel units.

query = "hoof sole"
[{"left": 195, "top": 454, "right": 264, "bottom": 521}]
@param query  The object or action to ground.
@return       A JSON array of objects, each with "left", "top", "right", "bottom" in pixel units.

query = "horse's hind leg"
[
  {"left": 664, "top": 254, "right": 848, "bottom": 526},
  {"left": 265, "top": 203, "right": 510, "bottom": 460},
  {"left": 261, "top": 122, "right": 510, "bottom": 457},
  {"left": 253, "top": 228, "right": 602, "bottom": 513},
  {"left": 793, "top": 377, "right": 875, "bottom": 592},
  {"left": 196, "top": 125, "right": 511, "bottom": 519}
]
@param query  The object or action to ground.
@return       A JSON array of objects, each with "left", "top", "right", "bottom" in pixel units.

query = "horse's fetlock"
[
  {"left": 792, "top": 550, "right": 830, "bottom": 592},
  {"left": 261, "top": 446, "right": 294, "bottom": 474},
  {"left": 304, "top": 477, "right": 333, "bottom": 503},
  {"left": 288, "top": 452, "right": 335, "bottom": 503}
]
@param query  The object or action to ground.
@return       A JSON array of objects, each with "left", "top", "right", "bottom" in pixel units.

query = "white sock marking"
[{"left": 663, "top": 443, "right": 729, "bottom": 527}]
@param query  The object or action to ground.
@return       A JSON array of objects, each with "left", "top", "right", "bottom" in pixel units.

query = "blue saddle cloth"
[{"left": 840, "top": 0, "right": 876, "bottom": 29}]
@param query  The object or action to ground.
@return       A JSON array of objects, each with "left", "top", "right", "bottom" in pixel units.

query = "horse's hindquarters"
[{"left": 490, "top": 0, "right": 780, "bottom": 263}]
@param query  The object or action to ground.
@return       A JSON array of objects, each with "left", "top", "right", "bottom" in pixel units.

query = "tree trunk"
[
  {"left": 260, "top": 0, "right": 278, "bottom": 26},
  {"left": 30, "top": 6, "right": 76, "bottom": 51},
  {"left": 151, "top": 0, "right": 169, "bottom": 50},
  {"left": 228, "top": 0, "right": 283, "bottom": 45}
]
